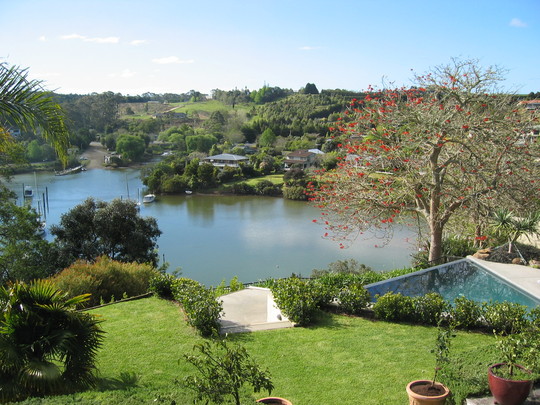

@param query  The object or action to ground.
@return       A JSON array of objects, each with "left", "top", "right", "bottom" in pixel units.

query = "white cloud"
[
  {"left": 61, "top": 33, "right": 86, "bottom": 40},
  {"left": 108, "top": 69, "right": 137, "bottom": 79},
  {"left": 152, "top": 56, "right": 194, "bottom": 65},
  {"left": 120, "top": 69, "right": 136, "bottom": 78},
  {"left": 60, "top": 33, "right": 119, "bottom": 43},
  {"left": 38, "top": 35, "right": 47, "bottom": 42},
  {"left": 299, "top": 46, "right": 320, "bottom": 51},
  {"left": 86, "top": 36, "right": 119, "bottom": 44},
  {"left": 130, "top": 39, "right": 148, "bottom": 46},
  {"left": 510, "top": 18, "right": 527, "bottom": 28}
]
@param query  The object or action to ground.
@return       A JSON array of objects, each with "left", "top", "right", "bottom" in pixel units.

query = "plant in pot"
[
  {"left": 488, "top": 324, "right": 539, "bottom": 405},
  {"left": 406, "top": 324, "right": 453, "bottom": 405}
]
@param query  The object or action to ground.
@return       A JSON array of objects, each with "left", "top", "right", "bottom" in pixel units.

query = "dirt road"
[{"left": 83, "top": 142, "right": 107, "bottom": 169}]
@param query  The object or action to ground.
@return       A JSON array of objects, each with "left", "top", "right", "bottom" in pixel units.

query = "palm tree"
[
  {"left": 490, "top": 208, "right": 540, "bottom": 254},
  {"left": 0, "top": 279, "right": 104, "bottom": 402},
  {"left": 0, "top": 63, "right": 69, "bottom": 166}
]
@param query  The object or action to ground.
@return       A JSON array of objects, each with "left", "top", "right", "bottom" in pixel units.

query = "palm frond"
[{"left": 0, "top": 63, "right": 69, "bottom": 165}]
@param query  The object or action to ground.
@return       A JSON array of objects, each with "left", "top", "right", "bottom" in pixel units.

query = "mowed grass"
[{"left": 16, "top": 296, "right": 495, "bottom": 404}]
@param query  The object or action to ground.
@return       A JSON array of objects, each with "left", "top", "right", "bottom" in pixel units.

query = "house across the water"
[{"left": 203, "top": 153, "right": 249, "bottom": 168}]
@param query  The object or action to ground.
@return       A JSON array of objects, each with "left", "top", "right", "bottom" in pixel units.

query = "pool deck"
[{"left": 468, "top": 256, "right": 540, "bottom": 302}]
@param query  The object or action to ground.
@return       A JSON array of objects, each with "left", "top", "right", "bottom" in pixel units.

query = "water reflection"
[{"left": 6, "top": 169, "right": 417, "bottom": 286}]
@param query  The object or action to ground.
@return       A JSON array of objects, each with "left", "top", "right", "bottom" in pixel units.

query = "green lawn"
[
  {"left": 16, "top": 296, "right": 496, "bottom": 404},
  {"left": 244, "top": 174, "right": 284, "bottom": 186}
]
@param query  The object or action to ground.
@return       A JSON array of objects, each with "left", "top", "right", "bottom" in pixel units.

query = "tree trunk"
[{"left": 429, "top": 222, "right": 444, "bottom": 263}]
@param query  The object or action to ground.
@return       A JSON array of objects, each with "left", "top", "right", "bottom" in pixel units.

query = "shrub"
[
  {"left": 230, "top": 182, "right": 255, "bottom": 195},
  {"left": 270, "top": 277, "right": 321, "bottom": 326},
  {"left": 451, "top": 296, "right": 484, "bottom": 329},
  {"left": 51, "top": 256, "right": 157, "bottom": 308},
  {"left": 0, "top": 280, "right": 104, "bottom": 402},
  {"left": 482, "top": 301, "right": 529, "bottom": 334},
  {"left": 372, "top": 292, "right": 414, "bottom": 322},
  {"left": 412, "top": 293, "right": 449, "bottom": 325},
  {"left": 282, "top": 185, "right": 307, "bottom": 200},
  {"left": 173, "top": 279, "right": 223, "bottom": 337},
  {"left": 149, "top": 272, "right": 178, "bottom": 299},
  {"left": 337, "top": 284, "right": 371, "bottom": 315},
  {"left": 183, "top": 339, "right": 273, "bottom": 405}
]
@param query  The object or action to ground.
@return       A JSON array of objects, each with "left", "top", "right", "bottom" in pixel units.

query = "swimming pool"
[{"left": 365, "top": 259, "right": 540, "bottom": 310}]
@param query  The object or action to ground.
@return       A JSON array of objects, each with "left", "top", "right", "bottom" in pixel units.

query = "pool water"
[{"left": 365, "top": 259, "right": 540, "bottom": 310}]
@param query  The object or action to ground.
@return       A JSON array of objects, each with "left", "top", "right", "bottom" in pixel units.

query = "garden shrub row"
[
  {"left": 265, "top": 274, "right": 539, "bottom": 334},
  {"left": 150, "top": 272, "right": 222, "bottom": 336},
  {"left": 151, "top": 270, "right": 539, "bottom": 335}
]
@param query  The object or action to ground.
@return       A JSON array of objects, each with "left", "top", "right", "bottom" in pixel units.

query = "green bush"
[
  {"left": 372, "top": 292, "right": 415, "bottom": 322},
  {"left": 149, "top": 272, "right": 178, "bottom": 299},
  {"left": 412, "top": 293, "right": 449, "bottom": 325},
  {"left": 482, "top": 301, "right": 529, "bottom": 334},
  {"left": 229, "top": 182, "right": 255, "bottom": 195},
  {"left": 270, "top": 277, "right": 321, "bottom": 326},
  {"left": 173, "top": 279, "right": 223, "bottom": 337},
  {"left": 451, "top": 296, "right": 484, "bottom": 329},
  {"left": 337, "top": 284, "right": 371, "bottom": 315},
  {"left": 282, "top": 185, "right": 307, "bottom": 200},
  {"left": 51, "top": 256, "right": 157, "bottom": 308}
]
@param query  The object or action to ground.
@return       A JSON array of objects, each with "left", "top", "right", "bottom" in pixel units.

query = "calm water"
[
  {"left": 365, "top": 259, "right": 540, "bottom": 309},
  {"left": 7, "top": 168, "right": 416, "bottom": 286}
]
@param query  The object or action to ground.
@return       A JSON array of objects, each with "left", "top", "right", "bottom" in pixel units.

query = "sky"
[{"left": 1, "top": 0, "right": 539, "bottom": 96}]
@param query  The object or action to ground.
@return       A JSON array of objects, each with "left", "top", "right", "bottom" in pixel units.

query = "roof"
[
  {"left": 286, "top": 150, "right": 316, "bottom": 158},
  {"left": 204, "top": 153, "right": 248, "bottom": 161}
]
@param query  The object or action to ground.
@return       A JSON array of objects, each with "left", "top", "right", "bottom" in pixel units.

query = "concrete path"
[{"left": 218, "top": 287, "right": 293, "bottom": 334}]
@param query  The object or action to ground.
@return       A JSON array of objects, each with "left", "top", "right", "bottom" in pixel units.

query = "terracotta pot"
[
  {"left": 488, "top": 363, "right": 533, "bottom": 405},
  {"left": 406, "top": 380, "right": 450, "bottom": 405},
  {"left": 257, "top": 397, "right": 292, "bottom": 405}
]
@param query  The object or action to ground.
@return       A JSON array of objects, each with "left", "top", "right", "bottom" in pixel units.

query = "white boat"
[
  {"left": 36, "top": 220, "right": 46, "bottom": 237},
  {"left": 142, "top": 194, "right": 155, "bottom": 203},
  {"left": 185, "top": 190, "right": 193, "bottom": 195},
  {"left": 23, "top": 186, "right": 33, "bottom": 198}
]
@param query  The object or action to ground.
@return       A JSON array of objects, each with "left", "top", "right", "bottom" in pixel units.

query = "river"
[{"left": 6, "top": 168, "right": 418, "bottom": 286}]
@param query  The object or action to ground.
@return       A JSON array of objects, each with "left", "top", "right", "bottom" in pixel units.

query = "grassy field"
[
  {"left": 119, "top": 100, "right": 253, "bottom": 121},
  {"left": 15, "top": 296, "right": 497, "bottom": 404}
]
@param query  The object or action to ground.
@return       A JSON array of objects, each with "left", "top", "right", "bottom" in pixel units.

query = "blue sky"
[{"left": 1, "top": 0, "right": 539, "bottom": 95}]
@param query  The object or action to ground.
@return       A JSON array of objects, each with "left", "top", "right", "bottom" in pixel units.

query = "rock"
[{"left": 512, "top": 257, "right": 523, "bottom": 264}]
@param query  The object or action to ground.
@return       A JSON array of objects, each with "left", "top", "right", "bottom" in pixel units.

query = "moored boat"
[
  {"left": 142, "top": 194, "right": 155, "bottom": 203},
  {"left": 23, "top": 186, "right": 33, "bottom": 198}
]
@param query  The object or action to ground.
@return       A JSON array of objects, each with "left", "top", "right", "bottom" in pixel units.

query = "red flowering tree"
[{"left": 309, "top": 59, "right": 540, "bottom": 262}]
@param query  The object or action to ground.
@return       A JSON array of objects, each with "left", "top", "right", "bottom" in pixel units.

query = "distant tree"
[
  {"left": 26, "top": 139, "right": 43, "bottom": 162},
  {"left": 115, "top": 134, "right": 146, "bottom": 161},
  {"left": 0, "top": 186, "right": 60, "bottom": 283},
  {"left": 302, "top": 83, "right": 319, "bottom": 94},
  {"left": 258, "top": 128, "right": 276, "bottom": 147},
  {"left": 50, "top": 198, "right": 162, "bottom": 267},
  {"left": 185, "top": 134, "right": 218, "bottom": 153},
  {"left": 0, "top": 279, "right": 104, "bottom": 402}
]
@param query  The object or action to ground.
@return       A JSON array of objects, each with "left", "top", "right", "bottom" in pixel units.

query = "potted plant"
[
  {"left": 256, "top": 397, "right": 292, "bottom": 405},
  {"left": 406, "top": 324, "right": 453, "bottom": 405},
  {"left": 488, "top": 325, "right": 539, "bottom": 405}
]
